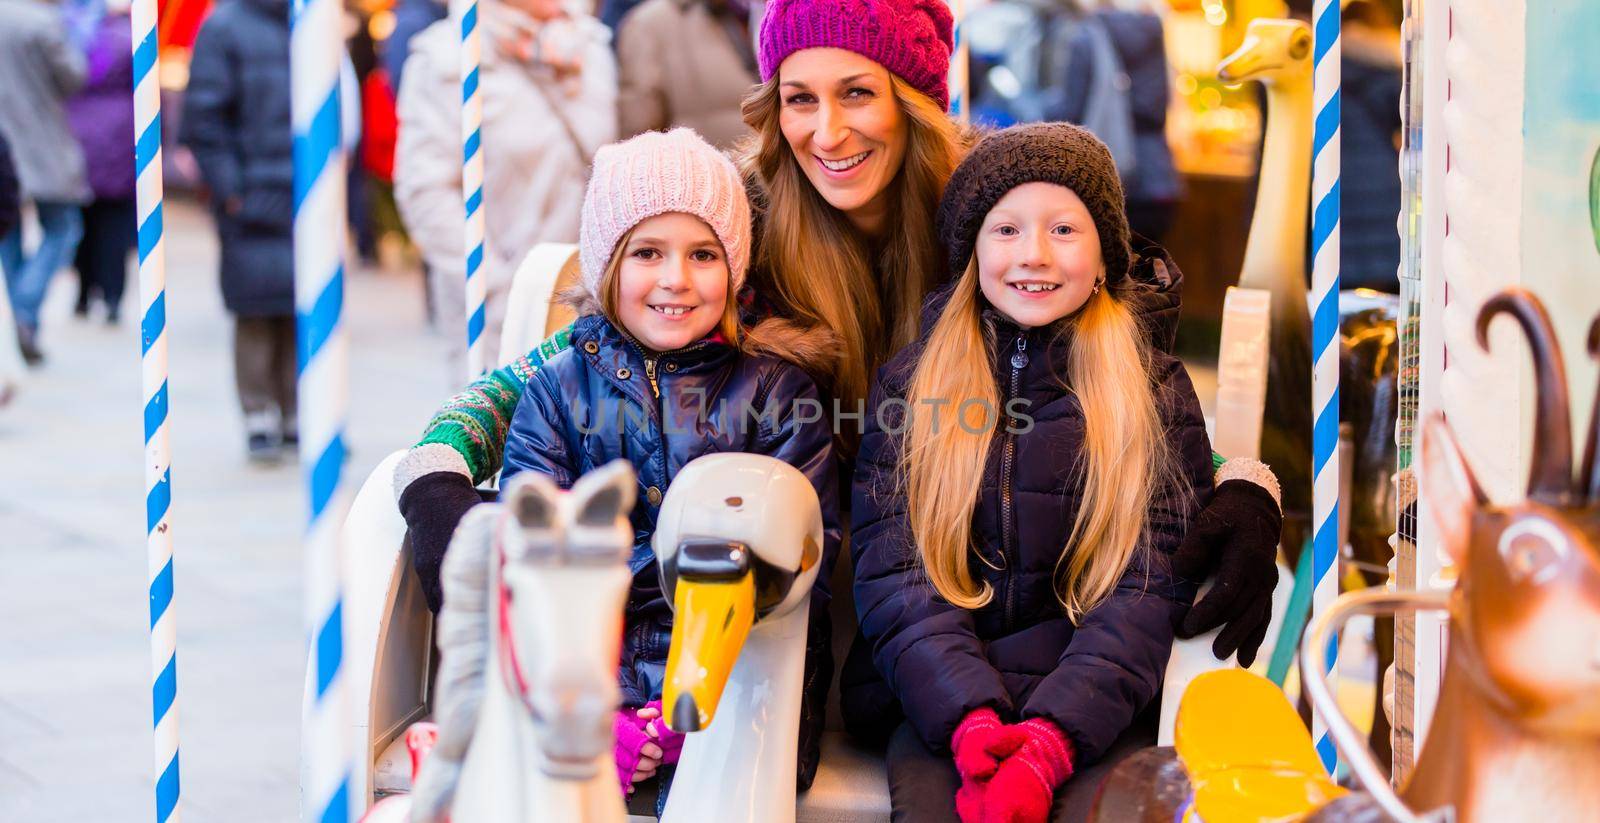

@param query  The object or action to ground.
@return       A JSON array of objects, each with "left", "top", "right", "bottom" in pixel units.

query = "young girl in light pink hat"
[{"left": 497, "top": 127, "right": 841, "bottom": 806}]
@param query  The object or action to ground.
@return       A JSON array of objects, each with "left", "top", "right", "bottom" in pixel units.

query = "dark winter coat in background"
[
  {"left": 0, "top": 131, "right": 18, "bottom": 240},
  {"left": 849, "top": 241, "right": 1213, "bottom": 765},
  {"left": 179, "top": 0, "right": 295, "bottom": 317},
  {"left": 1058, "top": 10, "right": 1180, "bottom": 207},
  {"left": 1339, "top": 27, "right": 1403, "bottom": 292},
  {"left": 67, "top": 13, "right": 137, "bottom": 202},
  {"left": 501, "top": 311, "right": 841, "bottom": 787}
]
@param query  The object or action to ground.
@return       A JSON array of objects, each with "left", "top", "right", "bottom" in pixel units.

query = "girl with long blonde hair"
[{"left": 851, "top": 124, "right": 1220, "bottom": 823}]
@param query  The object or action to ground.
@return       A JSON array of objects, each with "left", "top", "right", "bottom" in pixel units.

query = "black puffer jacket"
[
  {"left": 501, "top": 311, "right": 841, "bottom": 783},
  {"left": 179, "top": 0, "right": 296, "bottom": 316},
  {"left": 849, "top": 248, "right": 1213, "bottom": 765}
]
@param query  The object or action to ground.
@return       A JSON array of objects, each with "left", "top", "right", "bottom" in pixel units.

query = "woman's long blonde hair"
[
  {"left": 737, "top": 75, "right": 966, "bottom": 408},
  {"left": 901, "top": 260, "right": 1175, "bottom": 621}
]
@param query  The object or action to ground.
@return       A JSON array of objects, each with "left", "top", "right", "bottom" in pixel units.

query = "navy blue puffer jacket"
[
  {"left": 179, "top": 0, "right": 296, "bottom": 316},
  {"left": 850, "top": 281, "right": 1213, "bottom": 765},
  {"left": 501, "top": 312, "right": 841, "bottom": 784}
]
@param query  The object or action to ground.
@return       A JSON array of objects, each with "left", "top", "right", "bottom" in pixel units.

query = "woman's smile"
[{"left": 815, "top": 150, "right": 873, "bottom": 177}]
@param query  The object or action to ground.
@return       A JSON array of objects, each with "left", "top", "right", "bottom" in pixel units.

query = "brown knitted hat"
[{"left": 937, "top": 123, "right": 1131, "bottom": 283}]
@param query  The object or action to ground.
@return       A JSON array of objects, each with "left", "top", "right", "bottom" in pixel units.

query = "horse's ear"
[
  {"left": 571, "top": 460, "right": 637, "bottom": 527},
  {"left": 1420, "top": 414, "right": 1487, "bottom": 566},
  {"left": 504, "top": 472, "right": 563, "bottom": 531}
]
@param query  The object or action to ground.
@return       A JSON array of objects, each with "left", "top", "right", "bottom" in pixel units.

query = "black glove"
[
  {"left": 1171, "top": 479, "right": 1282, "bottom": 667},
  {"left": 398, "top": 470, "right": 486, "bottom": 613}
]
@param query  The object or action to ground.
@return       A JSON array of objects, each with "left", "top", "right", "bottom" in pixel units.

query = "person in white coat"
[{"left": 395, "top": 0, "right": 617, "bottom": 373}]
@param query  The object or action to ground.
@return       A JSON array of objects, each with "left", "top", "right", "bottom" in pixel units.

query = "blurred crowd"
[{"left": 0, "top": 0, "right": 1402, "bottom": 460}]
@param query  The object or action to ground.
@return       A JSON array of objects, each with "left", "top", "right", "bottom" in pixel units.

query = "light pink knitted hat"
[{"left": 579, "top": 128, "right": 752, "bottom": 299}]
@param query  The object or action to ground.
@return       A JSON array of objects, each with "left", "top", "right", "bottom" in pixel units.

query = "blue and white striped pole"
[
  {"left": 131, "top": 2, "right": 181, "bottom": 819},
  {"left": 1310, "top": 0, "right": 1342, "bottom": 775},
  {"left": 290, "top": 0, "right": 354, "bottom": 819},
  {"left": 453, "top": 0, "right": 488, "bottom": 378}
]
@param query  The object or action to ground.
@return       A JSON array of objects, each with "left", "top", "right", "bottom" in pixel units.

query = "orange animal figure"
[
  {"left": 1091, "top": 289, "right": 1600, "bottom": 823},
  {"left": 1395, "top": 290, "right": 1600, "bottom": 821}
]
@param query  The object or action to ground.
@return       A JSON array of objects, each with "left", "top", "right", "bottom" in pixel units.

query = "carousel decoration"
[
  {"left": 1091, "top": 289, "right": 1600, "bottom": 822},
  {"left": 656, "top": 453, "right": 824, "bottom": 823},
  {"left": 1215, "top": 16, "right": 1316, "bottom": 561},
  {"left": 450, "top": 0, "right": 489, "bottom": 378},
  {"left": 370, "top": 462, "right": 637, "bottom": 823},
  {"left": 132, "top": 0, "right": 183, "bottom": 817},
  {"left": 291, "top": 0, "right": 356, "bottom": 813}
]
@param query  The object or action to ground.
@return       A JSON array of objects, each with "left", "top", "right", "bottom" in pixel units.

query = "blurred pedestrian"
[
  {"left": 0, "top": 0, "right": 91, "bottom": 366},
  {"left": 180, "top": 0, "right": 300, "bottom": 463},
  {"left": 382, "top": 0, "right": 447, "bottom": 94},
  {"left": 0, "top": 131, "right": 23, "bottom": 405},
  {"left": 615, "top": 0, "right": 756, "bottom": 150},
  {"left": 0, "top": 131, "right": 18, "bottom": 244},
  {"left": 395, "top": 0, "right": 616, "bottom": 373},
  {"left": 1056, "top": 0, "right": 1180, "bottom": 243},
  {"left": 1341, "top": 0, "right": 1403, "bottom": 292},
  {"left": 68, "top": 0, "right": 138, "bottom": 324}
]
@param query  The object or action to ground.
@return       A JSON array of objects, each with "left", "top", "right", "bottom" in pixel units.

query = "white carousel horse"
[
  {"left": 363, "top": 462, "right": 637, "bottom": 823},
  {"left": 652, "top": 453, "right": 825, "bottom": 823}
]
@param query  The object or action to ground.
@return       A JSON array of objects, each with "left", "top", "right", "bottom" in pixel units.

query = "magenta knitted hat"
[
  {"left": 579, "top": 128, "right": 752, "bottom": 299},
  {"left": 757, "top": 0, "right": 954, "bottom": 111}
]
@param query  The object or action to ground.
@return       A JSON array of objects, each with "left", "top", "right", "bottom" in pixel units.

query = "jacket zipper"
[
  {"left": 1000, "top": 333, "right": 1027, "bottom": 633},
  {"left": 614, "top": 333, "right": 713, "bottom": 487}
]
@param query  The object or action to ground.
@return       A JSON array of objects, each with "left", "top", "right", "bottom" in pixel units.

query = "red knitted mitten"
[
  {"left": 951, "top": 707, "right": 1027, "bottom": 823},
  {"left": 981, "top": 718, "right": 1075, "bottom": 823},
  {"left": 953, "top": 707, "right": 1027, "bottom": 782}
]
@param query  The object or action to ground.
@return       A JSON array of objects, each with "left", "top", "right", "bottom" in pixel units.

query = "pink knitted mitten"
[
  {"left": 951, "top": 707, "right": 1027, "bottom": 823},
  {"left": 612, "top": 709, "right": 657, "bottom": 793},
  {"left": 980, "top": 718, "right": 1075, "bottom": 823}
]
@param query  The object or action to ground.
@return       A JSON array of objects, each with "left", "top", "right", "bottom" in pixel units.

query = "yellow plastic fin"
[{"left": 1175, "top": 669, "right": 1347, "bottom": 822}]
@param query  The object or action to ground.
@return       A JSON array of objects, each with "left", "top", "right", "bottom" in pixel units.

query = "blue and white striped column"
[
  {"left": 290, "top": 0, "right": 354, "bottom": 819},
  {"left": 1310, "top": 0, "right": 1342, "bottom": 775},
  {"left": 131, "top": 2, "right": 181, "bottom": 819},
  {"left": 453, "top": 0, "right": 488, "bottom": 378}
]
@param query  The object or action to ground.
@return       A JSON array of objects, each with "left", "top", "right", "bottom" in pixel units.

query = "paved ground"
[{"left": 0, "top": 199, "right": 453, "bottom": 823}]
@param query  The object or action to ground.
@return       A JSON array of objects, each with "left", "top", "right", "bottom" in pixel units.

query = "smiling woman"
[{"left": 741, "top": 28, "right": 963, "bottom": 407}]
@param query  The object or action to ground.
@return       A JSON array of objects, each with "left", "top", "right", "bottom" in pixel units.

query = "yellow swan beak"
[{"left": 663, "top": 573, "right": 756, "bottom": 733}]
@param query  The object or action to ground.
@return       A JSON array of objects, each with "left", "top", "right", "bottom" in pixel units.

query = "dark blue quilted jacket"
[
  {"left": 849, "top": 281, "right": 1214, "bottom": 765},
  {"left": 501, "top": 310, "right": 841, "bottom": 712}
]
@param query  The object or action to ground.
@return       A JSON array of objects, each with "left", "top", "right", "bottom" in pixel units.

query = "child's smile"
[
  {"left": 615, "top": 212, "right": 730, "bottom": 352},
  {"left": 975, "top": 182, "right": 1103, "bottom": 329}
]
